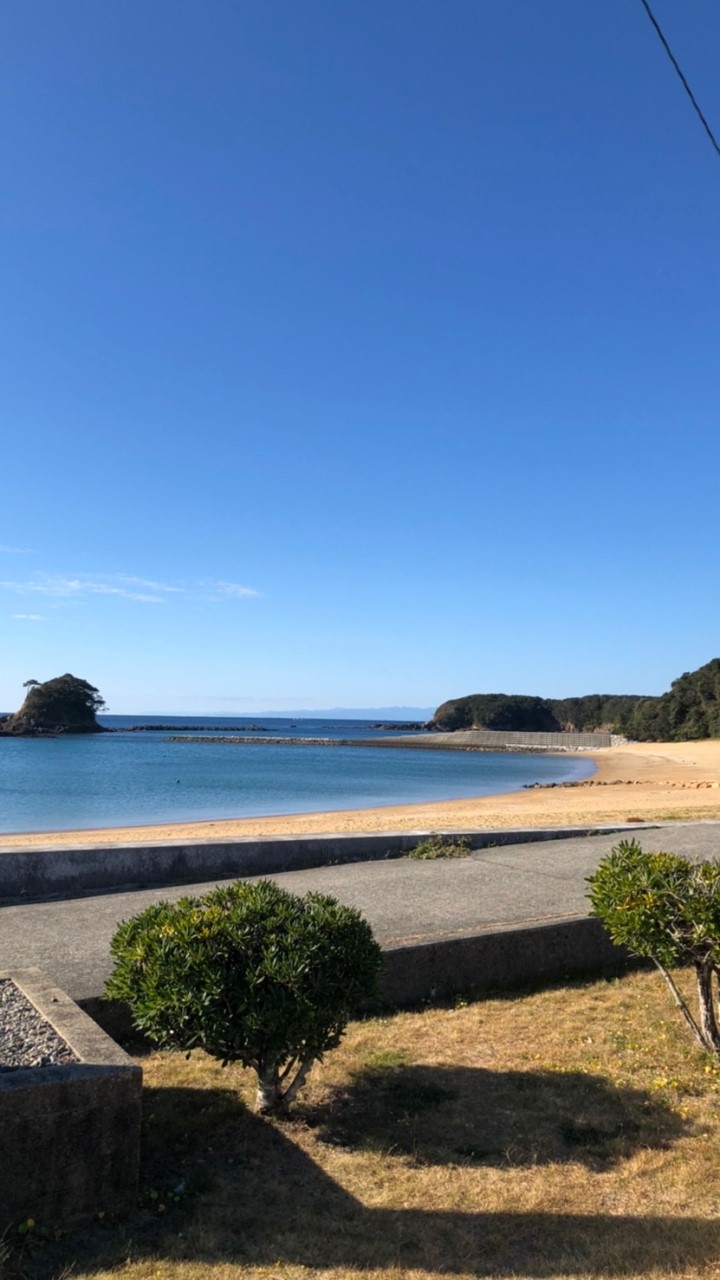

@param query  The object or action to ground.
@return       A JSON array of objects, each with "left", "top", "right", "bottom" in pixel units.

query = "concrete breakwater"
[
  {"left": 165, "top": 735, "right": 386, "bottom": 745},
  {"left": 128, "top": 723, "right": 269, "bottom": 733},
  {"left": 165, "top": 735, "right": 443, "bottom": 747}
]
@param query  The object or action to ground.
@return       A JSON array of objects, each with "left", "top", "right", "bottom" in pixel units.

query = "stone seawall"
[
  {"left": 420, "top": 730, "right": 616, "bottom": 749},
  {"left": 166, "top": 729, "right": 615, "bottom": 751}
]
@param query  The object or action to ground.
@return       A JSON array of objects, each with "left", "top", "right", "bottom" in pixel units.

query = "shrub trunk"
[
  {"left": 255, "top": 1062, "right": 285, "bottom": 1115},
  {"left": 254, "top": 1057, "right": 314, "bottom": 1115},
  {"left": 695, "top": 959, "right": 720, "bottom": 1053}
]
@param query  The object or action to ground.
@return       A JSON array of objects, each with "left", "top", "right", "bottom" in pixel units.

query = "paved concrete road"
[{"left": 2, "top": 823, "right": 719, "bottom": 1003}]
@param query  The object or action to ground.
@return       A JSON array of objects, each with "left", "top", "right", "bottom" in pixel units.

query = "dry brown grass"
[{"left": 9, "top": 970, "right": 720, "bottom": 1280}]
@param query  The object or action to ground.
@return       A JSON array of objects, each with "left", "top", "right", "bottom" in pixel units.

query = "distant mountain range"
[{"left": 237, "top": 707, "right": 436, "bottom": 720}]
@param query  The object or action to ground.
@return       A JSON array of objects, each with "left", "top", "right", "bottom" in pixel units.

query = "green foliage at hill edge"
[
  {"left": 550, "top": 694, "right": 643, "bottom": 733},
  {"left": 0, "top": 673, "right": 107, "bottom": 736},
  {"left": 624, "top": 659, "right": 720, "bottom": 741},
  {"left": 432, "top": 658, "right": 720, "bottom": 741},
  {"left": 431, "top": 694, "right": 562, "bottom": 733}
]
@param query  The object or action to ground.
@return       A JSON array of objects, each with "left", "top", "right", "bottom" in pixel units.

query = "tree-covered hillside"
[
  {"left": 431, "top": 692, "right": 641, "bottom": 734},
  {"left": 431, "top": 660, "right": 720, "bottom": 741},
  {"left": 548, "top": 694, "right": 644, "bottom": 732},
  {"left": 624, "top": 659, "right": 720, "bottom": 741},
  {"left": 432, "top": 694, "right": 561, "bottom": 732},
  {"left": 0, "top": 674, "right": 107, "bottom": 735}
]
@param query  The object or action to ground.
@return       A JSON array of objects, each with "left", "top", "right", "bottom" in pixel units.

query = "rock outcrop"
[{"left": 0, "top": 674, "right": 107, "bottom": 736}]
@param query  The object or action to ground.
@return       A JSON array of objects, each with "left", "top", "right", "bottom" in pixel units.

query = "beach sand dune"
[{"left": 2, "top": 739, "right": 720, "bottom": 848}]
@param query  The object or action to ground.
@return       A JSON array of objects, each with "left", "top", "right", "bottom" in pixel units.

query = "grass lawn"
[{"left": 7, "top": 968, "right": 720, "bottom": 1280}]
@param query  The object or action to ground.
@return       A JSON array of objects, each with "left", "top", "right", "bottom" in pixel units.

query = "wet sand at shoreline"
[{"left": 2, "top": 739, "right": 720, "bottom": 847}]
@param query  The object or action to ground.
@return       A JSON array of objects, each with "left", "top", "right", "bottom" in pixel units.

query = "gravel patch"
[{"left": 0, "top": 978, "right": 78, "bottom": 1071}]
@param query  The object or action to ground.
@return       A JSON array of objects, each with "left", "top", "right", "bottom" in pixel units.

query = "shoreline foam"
[{"left": 1, "top": 739, "right": 719, "bottom": 848}]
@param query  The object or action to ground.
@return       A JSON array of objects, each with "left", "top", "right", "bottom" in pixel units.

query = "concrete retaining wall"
[
  {"left": 82, "top": 914, "right": 635, "bottom": 1041},
  {"left": 422, "top": 730, "right": 614, "bottom": 749},
  {"left": 380, "top": 915, "right": 633, "bottom": 1006},
  {"left": 0, "top": 826, "right": 634, "bottom": 904},
  {"left": 0, "top": 968, "right": 141, "bottom": 1228}
]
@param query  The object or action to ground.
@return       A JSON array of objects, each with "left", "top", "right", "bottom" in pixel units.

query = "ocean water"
[{"left": 0, "top": 716, "right": 596, "bottom": 834}]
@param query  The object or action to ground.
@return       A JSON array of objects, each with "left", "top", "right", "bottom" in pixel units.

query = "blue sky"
[{"left": 1, "top": 0, "right": 719, "bottom": 714}]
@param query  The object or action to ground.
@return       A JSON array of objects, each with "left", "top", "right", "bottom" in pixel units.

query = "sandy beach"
[{"left": 1, "top": 739, "right": 720, "bottom": 848}]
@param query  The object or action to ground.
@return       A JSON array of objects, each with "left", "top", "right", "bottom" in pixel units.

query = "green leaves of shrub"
[
  {"left": 106, "top": 879, "right": 383, "bottom": 1112},
  {"left": 588, "top": 839, "right": 720, "bottom": 968},
  {"left": 588, "top": 839, "right": 720, "bottom": 1052}
]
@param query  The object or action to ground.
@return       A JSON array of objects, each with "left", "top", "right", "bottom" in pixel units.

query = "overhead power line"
[{"left": 638, "top": 0, "right": 720, "bottom": 162}]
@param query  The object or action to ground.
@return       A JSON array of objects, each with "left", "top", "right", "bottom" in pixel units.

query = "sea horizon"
[{"left": 0, "top": 708, "right": 436, "bottom": 724}]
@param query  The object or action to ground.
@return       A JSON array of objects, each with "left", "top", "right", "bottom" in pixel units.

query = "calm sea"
[{"left": 0, "top": 716, "right": 595, "bottom": 834}]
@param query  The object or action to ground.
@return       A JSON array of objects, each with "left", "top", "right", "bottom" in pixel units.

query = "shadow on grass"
[
  {"left": 9, "top": 1083, "right": 715, "bottom": 1280},
  {"left": 301, "top": 1062, "right": 688, "bottom": 1167}
]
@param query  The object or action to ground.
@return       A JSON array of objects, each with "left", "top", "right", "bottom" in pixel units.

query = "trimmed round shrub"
[{"left": 106, "top": 879, "right": 383, "bottom": 1113}]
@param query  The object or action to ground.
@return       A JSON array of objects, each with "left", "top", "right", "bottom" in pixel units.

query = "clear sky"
[{"left": 1, "top": 0, "right": 719, "bottom": 714}]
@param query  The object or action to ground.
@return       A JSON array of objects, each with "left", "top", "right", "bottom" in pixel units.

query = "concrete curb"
[{"left": 0, "top": 824, "right": 650, "bottom": 904}]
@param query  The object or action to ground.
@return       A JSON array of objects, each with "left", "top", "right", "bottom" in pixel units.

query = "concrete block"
[{"left": 0, "top": 968, "right": 141, "bottom": 1229}]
